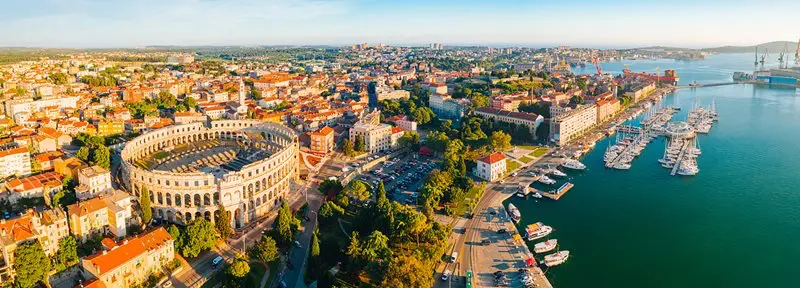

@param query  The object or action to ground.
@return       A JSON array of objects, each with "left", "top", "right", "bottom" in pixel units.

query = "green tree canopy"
[
  {"left": 251, "top": 235, "right": 279, "bottom": 264},
  {"left": 92, "top": 146, "right": 111, "bottom": 169},
  {"left": 76, "top": 147, "right": 91, "bottom": 162},
  {"left": 490, "top": 130, "right": 512, "bottom": 152},
  {"left": 140, "top": 186, "right": 152, "bottom": 224},
  {"left": 310, "top": 230, "right": 320, "bottom": 258},
  {"left": 343, "top": 180, "right": 371, "bottom": 203},
  {"left": 215, "top": 206, "right": 232, "bottom": 239},
  {"left": 354, "top": 135, "right": 366, "bottom": 152},
  {"left": 167, "top": 224, "right": 185, "bottom": 252},
  {"left": 14, "top": 240, "right": 51, "bottom": 288},
  {"left": 341, "top": 139, "right": 355, "bottom": 157},
  {"left": 182, "top": 218, "right": 218, "bottom": 258},
  {"left": 227, "top": 257, "right": 250, "bottom": 278},
  {"left": 273, "top": 202, "right": 295, "bottom": 246},
  {"left": 381, "top": 255, "right": 433, "bottom": 288}
]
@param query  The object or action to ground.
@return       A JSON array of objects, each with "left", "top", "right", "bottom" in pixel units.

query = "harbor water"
[{"left": 508, "top": 54, "right": 800, "bottom": 288}]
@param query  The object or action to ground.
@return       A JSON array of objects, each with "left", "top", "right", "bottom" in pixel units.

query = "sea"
[{"left": 507, "top": 53, "right": 800, "bottom": 288}]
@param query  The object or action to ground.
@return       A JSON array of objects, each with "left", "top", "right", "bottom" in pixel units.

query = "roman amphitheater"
[{"left": 120, "top": 120, "right": 299, "bottom": 229}]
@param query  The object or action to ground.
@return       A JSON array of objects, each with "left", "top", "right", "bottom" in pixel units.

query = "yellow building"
[
  {"left": 66, "top": 192, "right": 133, "bottom": 241},
  {"left": 97, "top": 121, "right": 125, "bottom": 136},
  {"left": 80, "top": 227, "right": 174, "bottom": 288},
  {"left": 308, "top": 126, "right": 335, "bottom": 154}
]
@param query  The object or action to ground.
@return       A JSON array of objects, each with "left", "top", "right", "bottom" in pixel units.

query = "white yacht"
[
  {"left": 538, "top": 175, "right": 556, "bottom": 185},
  {"left": 561, "top": 159, "right": 586, "bottom": 170},
  {"left": 549, "top": 169, "right": 567, "bottom": 177},
  {"left": 508, "top": 203, "right": 521, "bottom": 223},
  {"left": 525, "top": 223, "right": 553, "bottom": 241},
  {"left": 613, "top": 163, "right": 631, "bottom": 170},
  {"left": 534, "top": 239, "right": 558, "bottom": 254},
  {"left": 531, "top": 192, "right": 543, "bottom": 199},
  {"left": 543, "top": 250, "right": 570, "bottom": 267}
]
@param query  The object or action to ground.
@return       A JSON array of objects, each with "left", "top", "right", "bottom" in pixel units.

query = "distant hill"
[{"left": 702, "top": 41, "right": 799, "bottom": 53}]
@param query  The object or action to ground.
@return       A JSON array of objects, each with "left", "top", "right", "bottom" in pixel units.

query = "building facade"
[
  {"left": 429, "top": 94, "right": 469, "bottom": 120},
  {"left": 550, "top": 105, "right": 598, "bottom": 146},
  {"left": 595, "top": 98, "right": 621, "bottom": 123},
  {"left": 349, "top": 123, "right": 393, "bottom": 154},
  {"left": 77, "top": 166, "right": 113, "bottom": 201},
  {"left": 474, "top": 152, "right": 506, "bottom": 182},
  {"left": 0, "top": 147, "right": 31, "bottom": 179},
  {"left": 80, "top": 227, "right": 174, "bottom": 288},
  {"left": 474, "top": 108, "right": 544, "bottom": 136},
  {"left": 308, "top": 126, "right": 335, "bottom": 154}
]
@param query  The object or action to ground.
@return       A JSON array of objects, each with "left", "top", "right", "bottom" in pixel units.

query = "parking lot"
[{"left": 350, "top": 154, "right": 439, "bottom": 205}]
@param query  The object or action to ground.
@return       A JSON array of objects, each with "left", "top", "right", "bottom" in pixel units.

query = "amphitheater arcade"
[{"left": 120, "top": 120, "right": 299, "bottom": 229}]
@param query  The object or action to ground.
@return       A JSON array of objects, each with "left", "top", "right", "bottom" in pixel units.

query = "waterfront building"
[
  {"left": 474, "top": 107, "right": 544, "bottom": 136},
  {"left": 550, "top": 104, "right": 597, "bottom": 146},
  {"left": 79, "top": 227, "right": 174, "bottom": 288},
  {"left": 624, "top": 81, "right": 656, "bottom": 102},
  {"left": 76, "top": 166, "right": 113, "bottom": 201},
  {"left": 595, "top": 98, "right": 621, "bottom": 123},
  {"left": 474, "top": 152, "right": 507, "bottom": 182}
]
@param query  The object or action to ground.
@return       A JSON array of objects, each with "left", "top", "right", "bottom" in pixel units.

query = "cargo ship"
[{"left": 623, "top": 68, "right": 679, "bottom": 85}]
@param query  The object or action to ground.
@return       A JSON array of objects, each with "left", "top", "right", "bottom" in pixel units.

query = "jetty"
[
  {"left": 669, "top": 141, "right": 691, "bottom": 176},
  {"left": 542, "top": 182, "right": 574, "bottom": 200}
]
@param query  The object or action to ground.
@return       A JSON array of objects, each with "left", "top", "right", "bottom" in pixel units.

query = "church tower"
[{"left": 238, "top": 77, "right": 246, "bottom": 106}]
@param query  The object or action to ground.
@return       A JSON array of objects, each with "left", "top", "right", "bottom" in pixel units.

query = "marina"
[{"left": 541, "top": 182, "right": 574, "bottom": 200}]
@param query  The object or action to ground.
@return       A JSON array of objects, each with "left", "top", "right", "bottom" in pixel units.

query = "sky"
[{"left": 1, "top": 0, "right": 799, "bottom": 48}]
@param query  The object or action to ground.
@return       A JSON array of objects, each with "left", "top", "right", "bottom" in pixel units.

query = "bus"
[{"left": 466, "top": 270, "right": 473, "bottom": 288}]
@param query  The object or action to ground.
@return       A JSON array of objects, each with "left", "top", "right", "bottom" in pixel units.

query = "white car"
[{"left": 441, "top": 270, "right": 452, "bottom": 281}]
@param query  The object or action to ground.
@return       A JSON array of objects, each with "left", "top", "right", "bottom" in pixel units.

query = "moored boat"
[
  {"left": 534, "top": 239, "right": 558, "bottom": 254},
  {"left": 561, "top": 159, "right": 586, "bottom": 170},
  {"left": 508, "top": 203, "right": 521, "bottom": 223},
  {"left": 543, "top": 250, "right": 570, "bottom": 267},
  {"left": 525, "top": 222, "right": 553, "bottom": 241}
]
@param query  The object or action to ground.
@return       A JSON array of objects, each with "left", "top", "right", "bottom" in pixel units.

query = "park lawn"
[
  {"left": 530, "top": 148, "right": 548, "bottom": 158},
  {"left": 506, "top": 160, "right": 522, "bottom": 174},
  {"left": 519, "top": 156, "right": 534, "bottom": 163}
]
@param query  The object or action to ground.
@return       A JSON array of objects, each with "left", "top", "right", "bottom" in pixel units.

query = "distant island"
[{"left": 702, "top": 41, "right": 799, "bottom": 53}]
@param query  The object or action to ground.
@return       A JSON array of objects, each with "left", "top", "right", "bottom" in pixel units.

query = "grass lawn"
[
  {"left": 530, "top": 148, "right": 549, "bottom": 158},
  {"left": 506, "top": 160, "right": 522, "bottom": 174},
  {"left": 519, "top": 156, "right": 534, "bottom": 163},
  {"left": 202, "top": 260, "right": 267, "bottom": 288}
]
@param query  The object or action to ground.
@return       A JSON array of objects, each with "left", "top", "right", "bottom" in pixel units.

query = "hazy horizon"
[{"left": 2, "top": 0, "right": 799, "bottom": 48}]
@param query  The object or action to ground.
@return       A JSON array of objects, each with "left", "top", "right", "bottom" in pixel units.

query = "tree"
[
  {"left": 317, "top": 179, "right": 343, "bottom": 197},
  {"left": 381, "top": 255, "right": 432, "bottom": 288},
  {"left": 76, "top": 147, "right": 90, "bottom": 162},
  {"left": 398, "top": 131, "right": 420, "bottom": 150},
  {"left": 227, "top": 257, "right": 250, "bottom": 278},
  {"left": 569, "top": 95, "right": 584, "bottom": 105},
  {"left": 361, "top": 231, "right": 391, "bottom": 262},
  {"left": 92, "top": 146, "right": 111, "bottom": 169},
  {"left": 345, "top": 231, "right": 361, "bottom": 261},
  {"left": 182, "top": 218, "right": 218, "bottom": 258},
  {"left": 167, "top": 224, "right": 184, "bottom": 252},
  {"left": 310, "top": 231, "right": 320, "bottom": 258},
  {"left": 319, "top": 201, "right": 344, "bottom": 219},
  {"left": 490, "top": 131, "right": 512, "bottom": 152},
  {"left": 215, "top": 206, "right": 232, "bottom": 239},
  {"left": 343, "top": 180, "right": 371, "bottom": 203},
  {"left": 251, "top": 235, "right": 279, "bottom": 264},
  {"left": 354, "top": 135, "right": 366, "bottom": 152},
  {"left": 183, "top": 96, "right": 197, "bottom": 110},
  {"left": 140, "top": 186, "right": 152, "bottom": 225},
  {"left": 341, "top": 139, "right": 355, "bottom": 157},
  {"left": 14, "top": 240, "right": 50, "bottom": 288},
  {"left": 54, "top": 236, "right": 77, "bottom": 271},
  {"left": 274, "top": 202, "right": 294, "bottom": 246}
]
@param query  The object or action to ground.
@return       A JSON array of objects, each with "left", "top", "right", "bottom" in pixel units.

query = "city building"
[
  {"left": 429, "top": 94, "right": 469, "bottom": 120},
  {"left": 0, "top": 147, "right": 31, "bottom": 179},
  {"left": 66, "top": 191, "right": 134, "bottom": 241},
  {"left": 550, "top": 104, "right": 598, "bottom": 146},
  {"left": 3, "top": 171, "right": 63, "bottom": 206},
  {"left": 349, "top": 122, "right": 393, "bottom": 154},
  {"left": 595, "top": 98, "right": 621, "bottom": 123},
  {"left": 0, "top": 209, "right": 69, "bottom": 282},
  {"left": 97, "top": 121, "right": 125, "bottom": 136},
  {"left": 474, "top": 107, "right": 544, "bottom": 136},
  {"left": 308, "top": 126, "right": 335, "bottom": 154},
  {"left": 76, "top": 166, "right": 113, "bottom": 201},
  {"left": 474, "top": 152, "right": 506, "bottom": 182},
  {"left": 391, "top": 115, "right": 417, "bottom": 131},
  {"left": 80, "top": 227, "right": 174, "bottom": 288}
]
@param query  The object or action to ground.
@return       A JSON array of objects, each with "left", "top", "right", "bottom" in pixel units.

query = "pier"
[
  {"left": 542, "top": 182, "right": 574, "bottom": 200},
  {"left": 669, "top": 141, "right": 691, "bottom": 176}
]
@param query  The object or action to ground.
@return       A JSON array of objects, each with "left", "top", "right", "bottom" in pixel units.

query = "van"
[
  {"left": 450, "top": 252, "right": 458, "bottom": 263},
  {"left": 212, "top": 256, "right": 224, "bottom": 267}
]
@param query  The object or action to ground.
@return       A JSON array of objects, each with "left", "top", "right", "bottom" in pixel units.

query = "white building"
[
  {"left": 550, "top": 104, "right": 598, "bottom": 146},
  {"left": 0, "top": 147, "right": 31, "bottom": 178},
  {"left": 474, "top": 108, "right": 544, "bottom": 136},
  {"left": 77, "top": 165, "right": 113, "bottom": 201},
  {"left": 349, "top": 123, "right": 393, "bottom": 154},
  {"left": 474, "top": 152, "right": 506, "bottom": 182}
]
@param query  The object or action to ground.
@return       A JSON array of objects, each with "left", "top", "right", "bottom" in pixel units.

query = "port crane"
[
  {"left": 795, "top": 38, "right": 800, "bottom": 66},
  {"left": 754, "top": 47, "right": 759, "bottom": 72},
  {"left": 759, "top": 48, "right": 768, "bottom": 71},
  {"left": 778, "top": 43, "right": 788, "bottom": 69}
]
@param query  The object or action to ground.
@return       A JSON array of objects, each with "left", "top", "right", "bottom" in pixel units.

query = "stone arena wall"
[{"left": 120, "top": 120, "right": 299, "bottom": 229}]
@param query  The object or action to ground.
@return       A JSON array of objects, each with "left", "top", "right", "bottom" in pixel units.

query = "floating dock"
[
  {"left": 542, "top": 182, "right": 574, "bottom": 200},
  {"left": 669, "top": 141, "right": 691, "bottom": 176}
]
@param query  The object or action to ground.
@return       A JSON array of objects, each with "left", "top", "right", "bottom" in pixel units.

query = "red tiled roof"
[
  {"left": 84, "top": 228, "right": 173, "bottom": 275},
  {"left": 477, "top": 152, "right": 506, "bottom": 164},
  {"left": 0, "top": 213, "right": 36, "bottom": 242}
]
